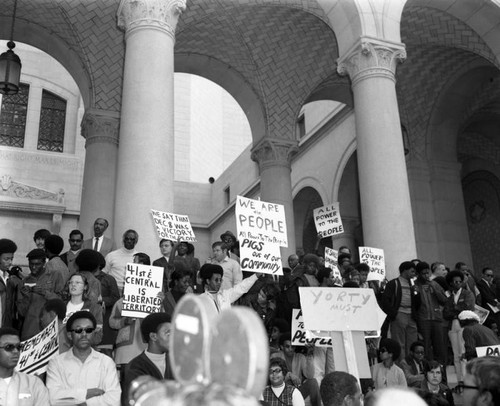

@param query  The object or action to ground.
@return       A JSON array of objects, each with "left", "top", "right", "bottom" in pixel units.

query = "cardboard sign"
[
  {"left": 151, "top": 209, "right": 196, "bottom": 242},
  {"left": 236, "top": 196, "right": 288, "bottom": 247},
  {"left": 122, "top": 263, "right": 164, "bottom": 318},
  {"left": 299, "top": 287, "right": 380, "bottom": 331},
  {"left": 239, "top": 239, "right": 283, "bottom": 275},
  {"left": 324, "top": 247, "right": 342, "bottom": 280},
  {"left": 476, "top": 344, "right": 500, "bottom": 357},
  {"left": 358, "top": 246, "right": 385, "bottom": 282},
  {"left": 16, "top": 318, "right": 59, "bottom": 375},
  {"left": 313, "top": 203, "right": 344, "bottom": 238},
  {"left": 291, "top": 309, "right": 332, "bottom": 347}
]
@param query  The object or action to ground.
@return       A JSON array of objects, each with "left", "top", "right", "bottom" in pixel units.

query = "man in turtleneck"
[
  {"left": 124, "top": 312, "right": 173, "bottom": 404},
  {"left": 103, "top": 229, "right": 139, "bottom": 294}
]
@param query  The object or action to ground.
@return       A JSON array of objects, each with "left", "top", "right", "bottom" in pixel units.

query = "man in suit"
[
  {"left": 152, "top": 239, "right": 174, "bottom": 290},
  {"left": 476, "top": 267, "right": 500, "bottom": 327},
  {"left": 60, "top": 229, "right": 84, "bottom": 274},
  {"left": 82, "top": 218, "right": 114, "bottom": 257}
]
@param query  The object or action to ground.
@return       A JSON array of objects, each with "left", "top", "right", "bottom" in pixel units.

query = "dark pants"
[
  {"left": 418, "top": 319, "right": 447, "bottom": 365},
  {"left": 299, "top": 378, "right": 321, "bottom": 406}
]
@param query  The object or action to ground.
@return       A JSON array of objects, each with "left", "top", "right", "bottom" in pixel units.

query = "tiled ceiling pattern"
[
  {"left": 398, "top": 5, "right": 498, "bottom": 160},
  {"left": 176, "top": 2, "right": 338, "bottom": 139}
]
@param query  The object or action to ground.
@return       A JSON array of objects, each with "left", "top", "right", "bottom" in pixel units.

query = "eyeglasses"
[
  {"left": 0, "top": 343, "right": 21, "bottom": 352},
  {"left": 69, "top": 239, "right": 82, "bottom": 243},
  {"left": 484, "top": 274, "right": 494, "bottom": 278},
  {"left": 70, "top": 327, "right": 95, "bottom": 334},
  {"left": 380, "top": 348, "right": 388, "bottom": 353},
  {"left": 269, "top": 368, "right": 282, "bottom": 375},
  {"left": 455, "top": 383, "right": 480, "bottom": 393},
  {"left": 413, "top": 350, "right": 425, "bottom": 355}
]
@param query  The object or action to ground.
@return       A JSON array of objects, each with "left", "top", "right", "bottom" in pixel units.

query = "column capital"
[
  {"left": 117, "top": 0, "right": 186, "bottom": 37},
  {"left": 81, "top": 109, "right": 120, "bottom": 147},
  {"left": 337, "top": 36, "right": 406, "bottom": 86},
  {"left": 251, "top": 138, "right": 298, "bottom": 171}
]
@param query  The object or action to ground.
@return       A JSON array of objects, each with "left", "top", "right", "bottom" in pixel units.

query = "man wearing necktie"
[{"left": 82, "top": 218, "right": 114, "bottom": 257}]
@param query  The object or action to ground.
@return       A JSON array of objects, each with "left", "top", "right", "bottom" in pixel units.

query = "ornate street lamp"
[{"left": 0, "top": 0, "right": 21, "bottom": 95}]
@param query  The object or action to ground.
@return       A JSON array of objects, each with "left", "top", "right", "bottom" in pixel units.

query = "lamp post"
[{"left": 0, "top": 0, "right": 21, "bottom": 95}]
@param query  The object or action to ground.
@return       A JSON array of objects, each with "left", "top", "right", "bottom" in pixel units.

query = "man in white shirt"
[
  {"left": 82, "top": 218, "right": 114, "bottom": 257},
  {"left": 0, "top": 327, "right": 49, "bottom": 405},
  {"left": 46, "top": 311, "right": 121, "bottom": 405},
  {"left": 103, "top": 230, "right": 139, "bottom": 293},
  {"left": 211, "top": 241, "right": 242, "bottom": 291}
]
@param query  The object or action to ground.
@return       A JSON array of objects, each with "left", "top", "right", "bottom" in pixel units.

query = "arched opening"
[{"left": 293, "top": 186, "right": 324, "bottom": 256}]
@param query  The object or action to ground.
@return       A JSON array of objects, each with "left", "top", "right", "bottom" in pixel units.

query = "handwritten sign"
[
  {"left": 299, "top": 287, "right": 380, "bottom": 331},
  {"left": 476, "top": 344, "right": 500, "bottom": 357},
  {"left": 324, "top": 247, "right": 342, "bottom": 280},
  {"left": 358, "top": 246, "right": 385, "bottom": 282},
  {"left": 314, "top": 203, "right": 344, "bottom": 238},
  {"left": 292, "top": 309, "right": 332, "bottom": 347},
  {"left": 236, "top": 196, "right": 288, "bottom": 247},
  {"left": 151, "top": 209, "right": 196, "bottom": 242},
  {"left": 16, "top": 318, "right": 59, "bottom": 375},
  {"left": 239, "top": 239, "right": 283, "bottom": 275},
  {"left": 122, "top": 263, "right": 164, "bottom": 318}
]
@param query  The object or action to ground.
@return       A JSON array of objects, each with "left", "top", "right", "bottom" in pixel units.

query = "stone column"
[
  {"left": 80, "top": 109, "right": 119, "bottom": 237},
  {"left": 251, "top": 138, "right": 298, "bottom": 261},
  {"left": 115, "top": 0, "right": 186, "bottom": 253},
  {"left": 338, "top": 38, "right": 416, "bottom": 278}
]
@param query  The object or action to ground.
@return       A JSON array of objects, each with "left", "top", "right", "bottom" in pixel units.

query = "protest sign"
[
  {"left": 291, "top": 309, "right": 332, "bottom": 347},
  {"left": 313, "top": 203, "right": 344, "bottom": 238},
  {"left": 16, "top": 318, "right": 58, "bottom": 375},
  {"left": 122, "top": 263, "right": 164, "bottom": 318},
  {"left": 476, "top": 344, "right": 500, "bottom": 357},
  {"left": 236, "top": 196, "right": 288, "bottom": 247},
  {"left": 239, "top": 238, "right": 283, "bottom": 275},
  {"left": 324, "top": 247, "right": 342, "bottom": 280},
  {"left": 299, "top": 287, "right": 380, "bottom": 331},
  {"left": 358, "top": 246, "right": 385, "bottom": 282},
  {"left": 151, "top": 209, "right": 196, "bottom": 242}
]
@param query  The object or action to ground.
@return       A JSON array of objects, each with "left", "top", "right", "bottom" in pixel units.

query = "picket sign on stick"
[
  {"left": 476, "top": 344, "right": 500, "bottom": 357},
  {"left": 122, "top": 263, "right": 164, "bottom": 318},
  {"left": 358, "top": 246, "right": 385, "bottom": 282},
  {"left": 151, "top": 209, "right": 196, "bottom": 242},
  {"left": 313, "top": 203, "right": 344, "bottom": 238},
  {"left": 299, "top": 287, "right": 383, "bottom": 379},
  {"left": 324, "top": 247, "right": 341, "bottom": 280}
]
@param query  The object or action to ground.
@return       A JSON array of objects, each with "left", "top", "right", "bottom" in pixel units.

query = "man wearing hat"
[
  {"left": 220, "top": 230, "right": 240, "bottom": 262},
  {"left": 0, "top": 239, "right": 17, "bottom": 328},
  {"left": 459, "top": 310, "right": 500, "bottom": 360},
  {"left": 17, "top": 249, "right": 65, "bottom": 340}
]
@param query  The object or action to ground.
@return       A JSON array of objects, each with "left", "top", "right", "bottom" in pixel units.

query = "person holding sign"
[
  {"left": 0, "top": 327, "right": 49, "bottom": 405},
  {"left": 46, "top": 311, "right": 121, "bottom": 405},
  {"left": 199, "top": 264, "right": 260, "bottom": 313}
]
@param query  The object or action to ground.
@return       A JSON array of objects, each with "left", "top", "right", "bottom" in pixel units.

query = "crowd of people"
[{"left": 0, "top": 218, "right": 499, "bottom": 406}]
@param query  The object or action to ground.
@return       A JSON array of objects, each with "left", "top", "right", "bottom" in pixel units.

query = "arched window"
[
  {"left": 38, "top": 89, "right": 66, "bottom": 152},
  {"left": 0, "top": 83, "right": 29, "bottom": 147}
]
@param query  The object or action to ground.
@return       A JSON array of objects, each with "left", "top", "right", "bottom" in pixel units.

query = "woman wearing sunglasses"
[{"left": 260, "top": 357, "right": 305, "bottom": 406}]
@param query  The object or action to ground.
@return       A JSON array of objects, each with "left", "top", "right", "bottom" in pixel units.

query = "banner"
[
  {"left": 122, "top": 263, "right": 164, "bottom": 318},
  {"left": 291, "top": 309, "right": 332, "bottom": 347},
  {"left": 236, "top": 196, "right": 288, "bottom": 247},
  {"left": 299, "top": 287, "right": 380, "bottom": 331},
  {"left": 358, "top": 246, "right": 385, "bottom": 282},
  {"left": 239, "top": 239, "right": 283, "bottom": 275},
  {"left": 324, "top": 247, "right": 342, "bottom": 280},
  {"left": 476, "top": 344, "right": 500, "bottom": 357},
  {"left": 313, "top": 203, "right": 344, "bottom": 238},
  {"left": 16, "top": 318, "right": 59, "bottom": 375},
  {"left": 151, "top": 209, "right": 196, "bottom": 242}
]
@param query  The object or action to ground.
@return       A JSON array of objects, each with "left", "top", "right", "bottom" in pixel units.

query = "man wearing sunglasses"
[
  {"left": 0, "top": 327, "right": 49, "bottom": 404},
  {"left": 46, "top": 311, "right": 121, "bottom": 405},
  {"left": 460, "top": 356, "right": 500, "bottom": 406},
  {"left": 476, "top": 268, "right": 500, "bottom": 328}
]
